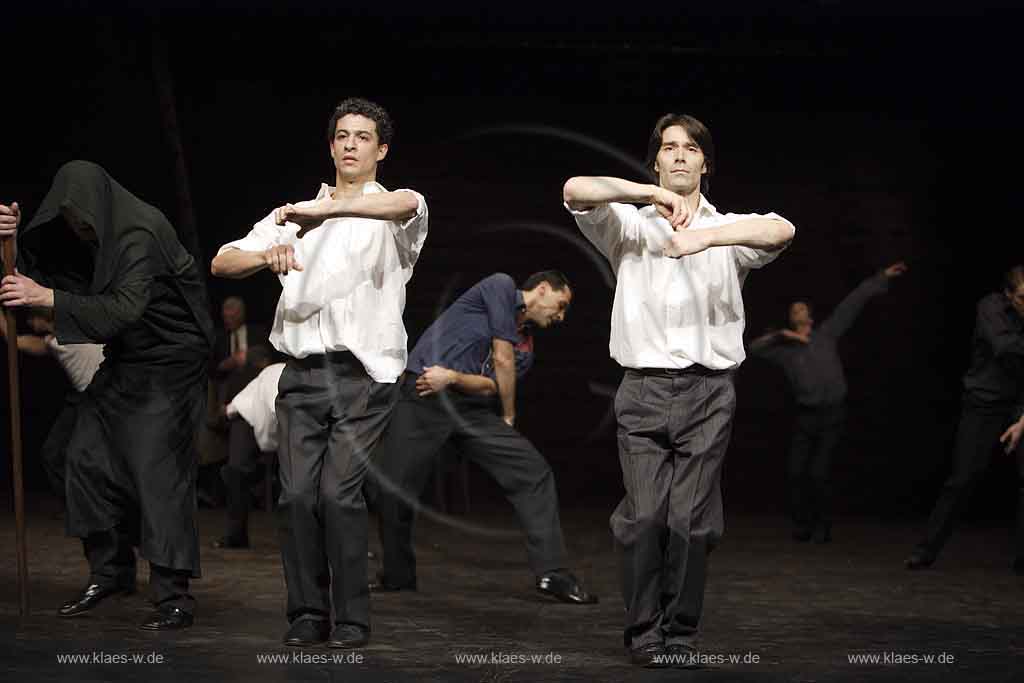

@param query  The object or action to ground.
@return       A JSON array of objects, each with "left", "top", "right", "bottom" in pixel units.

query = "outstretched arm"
[
  {"left": 819, "top": 261, "right": 907, "bottom": 338},
  {"left": 415, "top": 365, "right": 498, "bottom": 398},
  {"left": 0, "top": 323, "right": 49, "bottom": 356}
]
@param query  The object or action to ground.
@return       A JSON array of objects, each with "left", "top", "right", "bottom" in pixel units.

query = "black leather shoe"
[
  {"left": 1012, "top": 557, "right": 1024, "bottom": 575},
  {"left": 58, "top": 582, "right": 136, "bottom": 617},
  {"left": 139, "top": 605, "right": 194, "bottom": 631},
  {"left": 369, "top": 574, "right": 416, "bottom": 592},
  {"left": 536, "top": 570, "right": 598, "bottom": 605},
  {"left": 813, "top": 521, "right": 833, "bottom": 544},
  {"left": 629, "top": 642, "right": 668, "bottom": 668},
  {"left": 212, "top": 536, "right": 250, "bottom": 549},
  {"left": 327, "top": 623, "right": 370, "bottom": 649},
  {"left": 283, "top": 619, "right": 330, "bottom": 647},
  {"left": 792, "top": 526, "right": 812, "bottom": 542},
  {"left": 665, "top": 643, "right": 701, "bottom": 669},
  {"left": 905, "top": 548, "right": 936, "bottom": 570}
]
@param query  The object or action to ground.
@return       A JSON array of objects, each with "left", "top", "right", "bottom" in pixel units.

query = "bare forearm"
[
  {"left": 211, "top": 248, "right": 267, "bottom": 279},
  {"left": 563, "top": 177, "right": 657, "bottom": 210},
  {"left": 702, "top": 217, "right": 794, "bottom": 251},
  {"left": 449, "top": 371, "right": 498, "bottom": 397},
  {"left": 321, "top": 191, "right": 419, "bottom": 222},
  {"left": 494, "top": 361, "right": 516, "bottom": 421}
]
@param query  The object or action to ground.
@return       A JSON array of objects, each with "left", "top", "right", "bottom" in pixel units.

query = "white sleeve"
[
  {"left": 216, "top": 211, "right": 285, "bottom": 256},
  {"left": 564, "top": 201, "right": 638, "bottom": 264},
  {"left": 388, "top": 189, "right": 429, "bottom": 268},
  {"left": 728, "top": 212, "right": 795, "bottom": 271}
]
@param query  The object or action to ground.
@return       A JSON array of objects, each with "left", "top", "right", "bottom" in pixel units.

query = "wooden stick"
[{"left": 2, "top": 238, "right": 29, "bottom": 616}]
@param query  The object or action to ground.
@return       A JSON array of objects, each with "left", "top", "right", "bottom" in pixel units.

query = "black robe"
[{"left": 17, "top": 160, "right": 214, "bottom": 576}]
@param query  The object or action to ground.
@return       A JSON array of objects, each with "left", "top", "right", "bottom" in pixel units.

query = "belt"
[{"left": 630, "top": 364, "right": 729, "bottom": 378}]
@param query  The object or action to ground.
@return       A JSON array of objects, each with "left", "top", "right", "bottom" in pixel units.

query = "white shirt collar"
[{"left": 315, "top": 180, "right": 386, "bottom": 200}]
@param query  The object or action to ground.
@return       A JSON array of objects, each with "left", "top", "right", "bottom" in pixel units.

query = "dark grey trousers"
[
  {"left": 611, "top": 367, "right": 736, "bottom": 649},
  {"left": 370, "top": 374, "right": 569, "bottom": 587},
  {"left": 221, "top": 416, "right": 263, "bottom": 543},
  {"left": 788, "top": 402, "right": 845, "bottom": 534},
  {"left": 275, "top": 352, "right": 398, "bottom": 630}
]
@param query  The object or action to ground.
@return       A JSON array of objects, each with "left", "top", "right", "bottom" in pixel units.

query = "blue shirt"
[{"left": 407, "top": 273, "right": 534, "bottom": 381}]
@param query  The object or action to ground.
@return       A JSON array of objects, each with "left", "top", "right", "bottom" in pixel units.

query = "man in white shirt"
[
  {"left": 211, "top": 98, "right": 428, "bottom": 649},
  {"left": 563, "top": 113, "right": 794, "bottom": 668},
  {"left": 0, "top": 307, "right": 103, "bottom": 499}
]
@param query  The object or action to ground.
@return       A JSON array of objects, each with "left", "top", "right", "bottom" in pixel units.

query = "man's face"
[
  {"left": 654, "top": 125, "right": 707, "bottom": 196},
  {"left": 222, "top": 302, "right": 244, "bottom": 331},
  {"left": 329, "top": 114, "right": 388, "bottom": 181},
  {"left": 61, "top": 206, "right": 98, "bottom": 243},
  {"left": 788, "top": 301, "right": 814, "bottom": 330},
  {"left": 1007, "top": 283, "right": 1024, "bottom": 319},
  {"left": 526, "top": 284, "right": 572, "bottom": 328}
]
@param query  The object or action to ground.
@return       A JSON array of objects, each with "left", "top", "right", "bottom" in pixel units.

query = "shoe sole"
[{"left": 535, "top": 586, "right": 598, "bottom": 605}]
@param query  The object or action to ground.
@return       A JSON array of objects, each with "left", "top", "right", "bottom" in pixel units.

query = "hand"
[
  {"left": 883, "top": 261, "right": 908, "bottom": 278},
  {"left": 416, "top": 365, "right": 455, "bottom": 396},
  {"left": 662, "top": 229, "right": 712, "bottom": 259},
  {"left": 651, "top": 187, "right": 692, "bottom": 229},
  {"left": 780, "top": 329, "right": 810, "bottom": 344},
  {"left": 1, "top": 271, "right": 54, "bottom": 308},
  {"left": 0, "top": 202, "right": 20, "bottom": 238},
  {"left": 275, "top": 201, "right": 330, "bottom": 238},
  {"left": 262, "top": 245, "right": 302, "bottom": 274},
  {"left": 503, "top": 414, "right": 515, "bottom": 428},
  {"left": 1000, "top": 419, "right": 1023, "bottom": 454}
]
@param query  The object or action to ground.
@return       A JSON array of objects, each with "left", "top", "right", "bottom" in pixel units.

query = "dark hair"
[
  {"left": 326, "top": 97, "right": 394, "bottom": 146},
  {"left": 1004, "top": 264, "right": 1024, "bottom": 293},
  {"left": 521, "top": 270, "right": 572, "bottom": 293},
  {"left": 645, "top": 113, "right": 715, "bottom": 196}
]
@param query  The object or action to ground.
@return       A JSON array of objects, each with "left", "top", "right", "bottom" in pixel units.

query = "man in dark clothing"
[
  {"left": 749, "top": 261, "right": 907, "bottom": 542},
  {"left": 0, "top": 160, "right": 214, "bottom": 630},
  {"left": 906, "top": 265, "right": 1024, "bottom": 572},
  {"left": 368, "top": 271, "right": 597, "bottom": 605}
]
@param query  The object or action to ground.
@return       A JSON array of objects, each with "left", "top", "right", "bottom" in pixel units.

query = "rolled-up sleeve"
[
  {"left": 730, "top": 212, "right": 795, "bottom": 270},
  {"left": 389, "top": 189, "right": 429, "bottom": 268},
  {"left": 565, "top": 201, "right": 636, "bottom": 263},
  {"left": 216, "top": 212, "right": 284, "bottom": 256}
]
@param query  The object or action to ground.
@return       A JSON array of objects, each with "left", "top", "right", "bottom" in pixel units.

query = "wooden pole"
[{"left": 2, "top": 238, "right": 29, "bottom": 616}]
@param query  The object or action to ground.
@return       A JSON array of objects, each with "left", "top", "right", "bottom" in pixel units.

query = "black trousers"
[
  {"left": 83, "top": 523, "right": 194, "bottom": 612},
  {"left": 370, "top": 374, "right": 569, "bottom": 587},
  {"left": 787, "top": 402, "right": 845, "bottom": 533},
  {"left": 919, "top": 396, "right": 1024, "bottom": 559},
  {"left": 221, "top": 417, "right": 264, "bottom": 542},
  {"left": 40, "top": 392, "right": 82, "bottom": 499},
  {"left": 275, "top": 352, "right": 398, "bottom": 629},
  {"left": 611, "top": 368, "right": 736, "bottom": 649}
]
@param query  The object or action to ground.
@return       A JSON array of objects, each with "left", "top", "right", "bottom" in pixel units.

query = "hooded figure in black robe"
[{"left": 14, "top": 160, "right": 214, "bottom": 629}]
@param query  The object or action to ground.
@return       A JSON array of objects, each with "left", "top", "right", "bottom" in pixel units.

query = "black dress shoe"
[
  {"left": 629, "top": 642, "right": 668, "bottom": 668},
  {"left": 139, "top": 605, "right": 194, "bottom": 631},
  {"left": 327, "top": 623, "right": 370, "bottom": 649},
  {"left": 813, "top": 520, "right": 833, "bottom": 544},
  {"left": 212, "top": 536, "right": 250, "bottom": 549},
  {"left": 1013, "top": 557, "right": 1024, "bottom": 575},
  {"left": 536, "top": 570, "right": 598, "bottom": 605},
  {"left": 283, "top": 619, "right": 330, "bottom": 647},
  {"left": 905, "top": 548, "right": 936, "bottom": 570},
  {"left": 58, "top": 582, "right": 136, "bottom": 617},
  {"left": 665, "top": 643, "right": 701, "bottom": 669},
  {"left": 792, "top": 526, "right": 813, "bottom": 542}
]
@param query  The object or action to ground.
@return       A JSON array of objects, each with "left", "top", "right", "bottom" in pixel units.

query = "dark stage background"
[{"left": 2, "top": 3, "right": 1021, "bottom": 523}]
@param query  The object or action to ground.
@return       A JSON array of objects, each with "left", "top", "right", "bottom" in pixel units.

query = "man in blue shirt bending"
[{"left": 367, "top": 271, "right": 597, "bottom": 605}]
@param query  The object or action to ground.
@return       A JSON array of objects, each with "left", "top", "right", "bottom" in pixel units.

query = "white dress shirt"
[
  {"left": 217, "top": 181, "right": 428, "bottom": 382},
  {"left": 568, "top": 195, "right": 792, "bottom": 370},
  {"left": 226, "top": 362, "right": 286, "bottom": 452},
  {"left": 229, "top": 326, "right": 248, "bottom": 354},
  {"left": 45, "top": 336, "right": 104, "bottom": 392}
]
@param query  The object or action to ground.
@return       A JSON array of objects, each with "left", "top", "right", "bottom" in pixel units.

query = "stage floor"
[{"left": 2, "top": 501, "right": 1021, "bottom": 682}]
